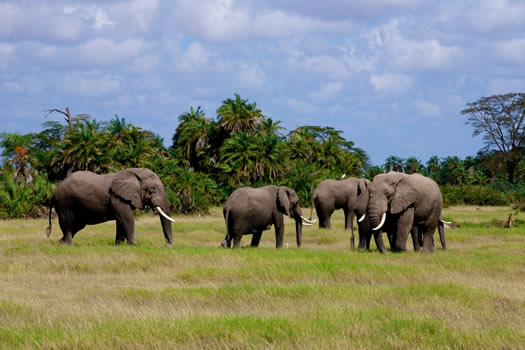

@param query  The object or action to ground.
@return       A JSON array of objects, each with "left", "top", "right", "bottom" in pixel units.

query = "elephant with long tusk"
[
  {"left": 367, "top": 172, "right": 444, "bottom": 253},
  {"left": 221, "top": 185, "right": 314, "bottom": 248},
  {"left": 46, "top": 168, "right": 175, "bottom": 246}
]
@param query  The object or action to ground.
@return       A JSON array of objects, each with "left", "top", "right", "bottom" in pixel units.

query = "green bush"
[
  {"left": 0, "top": 170, "right": 55, "bottom": 219},
  {"left": 441, "top": 184, "right": 522, "bottom": 207}
]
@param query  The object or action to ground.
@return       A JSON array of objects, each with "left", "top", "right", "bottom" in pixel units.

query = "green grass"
[{"left": 0, "top": 206, "right": 524, "bottom": 348}]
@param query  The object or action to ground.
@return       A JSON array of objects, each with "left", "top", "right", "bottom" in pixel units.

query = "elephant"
[
  {"left": 221, "top": 185, "right": 315, "bottom": 248},
  {"left": 367, "top": 171, "right": 444, "bottom": 253},
  {"left": 312, "top": 178, "right": 376, "bottom": 250},
  {"left": 46, "top": 168, "right": 175, "bottom": 245}
]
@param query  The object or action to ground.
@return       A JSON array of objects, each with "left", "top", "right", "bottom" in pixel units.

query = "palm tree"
[
  {"left": 404, "top": 157, "right": 423, "bottom": 174},
  {"left": 384, "top": 155, "right": 404, "bottom": 172},
  {"left": 439, "top": 156, "right": 466, "bottom": 185},
  {"left": 61, "top": 119, "right": 111, "bottom": 175},
  {"left": 216, "top": 94, "right": 264, "bottom": 134},
  {"left": 172, "top": 106, "right": 211, "bottom": 170}
]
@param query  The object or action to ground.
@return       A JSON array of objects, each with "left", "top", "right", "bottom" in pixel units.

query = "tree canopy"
[{"left": 461, "top": 93, "right": 525, "bottom": 183}]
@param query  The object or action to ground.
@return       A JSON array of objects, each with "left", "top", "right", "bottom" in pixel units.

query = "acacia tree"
[{"left": 461, "top": 93, "right": 525, "bottom": 183}]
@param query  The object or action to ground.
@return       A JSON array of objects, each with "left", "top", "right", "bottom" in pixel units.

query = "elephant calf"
[
  {"left": 46, "top": 168, "right": 175, "bottom": 245},
  {"left": 221, "top": 185, "right": 315, "bottom": 248}
]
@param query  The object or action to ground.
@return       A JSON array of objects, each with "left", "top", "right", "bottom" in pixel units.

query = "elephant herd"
[{"left": 46, "top": 168, "right": 447, "bottom": 253}]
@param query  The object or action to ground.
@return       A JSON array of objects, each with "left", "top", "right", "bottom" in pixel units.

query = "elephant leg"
[
  {"left": 386, "top": 231, "right": 394, "bottom": 249},
  {"left": 112, "top": 201, "right": 136, "bottom": 245},
  {"left": 372, "top": 231, "right": 387, "bottom": 254},
  {"left": 344, "top": 209, "right": 355, "bottom": 249},
  {"left": 394, "top": 210, "right": 414, "bottom": 252},
  {"left": 251, "top": 231, "right": 263, "bottom": 247},
  {"left": 115, "top": 221, "right": 126, "bottom": 245},
  {"left": 57, "top": 214, "right": 74, "bottom": 245},
  {"left": 274, "top": 217, "right": 284, "bottom": 248},
  {"left": 411, "top": 226, "right": 421, "bottom": 252},
  {"left": 221, "top": 233, "right": 232, "bottom": 248},
  {"left": 421, "top": 225, "right": 437, "bottom": 253},
  {"left": 233, "top": 236, "right": 242, "bottom": 248},
  {"left": 59, "top": 232, "right": 73, "bottom": 245},
  {"left": 357, "top": 225, "right": 369, "bottom": 251}
]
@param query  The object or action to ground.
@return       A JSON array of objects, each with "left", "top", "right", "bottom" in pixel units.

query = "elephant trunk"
[
  {"left": 295, "top": 219, "right": 302, "bottom": 247},
  {"left": 160, "top": 211, "right": 173, "bottom": 245},
  {"left": 367, "top": 200, "right": 387, "bottom": 230},
  {"left": 156, "top": 200, "right": 173, "bottom": 245}
]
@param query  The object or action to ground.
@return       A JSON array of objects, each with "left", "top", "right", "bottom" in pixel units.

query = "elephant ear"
[
  {"left": 390, "top": 179, "right": 418, "bottom": 214},
  {"left": 357, "top": 178, "right": 370, "bottom": 196},
  {"left": 277, "top": 186, "right": 291, "bottom": 217},
  {"left": 110, "top": 169, "right": 143, "bottom": 209}
]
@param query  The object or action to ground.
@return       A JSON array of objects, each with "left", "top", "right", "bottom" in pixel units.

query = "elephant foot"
[
  {"left": 58, "top": 238, "right": 72, "bottom": 246},
  {"left": 165, "top": 242, "right": 172, "bottom": 247}
]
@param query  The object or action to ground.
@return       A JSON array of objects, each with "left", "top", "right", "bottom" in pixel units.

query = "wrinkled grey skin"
[
  {"left": 221, "top": 185, "right": 304, "bottom": 248},
  {"left": 367, "top": 172, "right": 443, "bottom": 253},
  {"left": 46, "top": 168, "right": 173, "bottom": 246},
  {"left": 312, "top": 178, "right": 375, "bottom": 250},
  {"left": 411, "top": 215, "right": 447, "bottom": 251}
]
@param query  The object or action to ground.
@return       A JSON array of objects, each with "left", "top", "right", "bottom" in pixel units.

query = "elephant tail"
[
  {"left": 46, "top": 196, "right": 54, "bottom": 238},
  {"left": 438, "top": 219, "right": 447, "bottom": 251}
]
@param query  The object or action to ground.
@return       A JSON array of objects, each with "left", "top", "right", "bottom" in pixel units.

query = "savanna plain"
[{"left": 0, "top": 206, "right": 524, "bottom": 349}]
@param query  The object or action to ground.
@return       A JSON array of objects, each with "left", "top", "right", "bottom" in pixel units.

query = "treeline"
[{"left": 0, "top": 94, "right": 524, "bottom": 218}]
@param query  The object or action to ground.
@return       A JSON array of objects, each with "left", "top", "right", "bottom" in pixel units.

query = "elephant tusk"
[
  {"left": 300, "top": 215, "right": 316, "bottom": 224},
  {"left": 440, "top": 219, "right": 452, "bottom": 224},
  {"left": 302, "top": 222, "right": 313, "bottom": 226},
  {"left": 156, "top": 206, "right": 175, "bottom": 222},
  {"left": 372, "top": 213, "right": 386, "bottom": 231},
  {"left": 358, "top": 214, "right": 366, "bottom": 222}
]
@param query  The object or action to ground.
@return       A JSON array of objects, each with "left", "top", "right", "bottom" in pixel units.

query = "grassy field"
[{"left": 0, "top": 206, "right": 524, "bottom": 349}]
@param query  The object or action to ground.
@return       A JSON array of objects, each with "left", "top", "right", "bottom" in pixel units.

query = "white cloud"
[
  {"left": 32, "top": 39, "right": 145, "bottom": 67},
  {"left": 59, "top": 72, "right": 123, "bottom": 97},
  {"left": 414, "top": 100, "right": 440, "bottom": 117},
  {"left": 0, "top": 3, "right": 85, "bottom": 41},
  {"left": 369, "top": 73, "right": 413, "bottom": 92},
  {"left": 292, "top": 54, "right": 351, "bottom": 80},
  {"left": 171, "top": 0, "right": 351, "bottom": 42},
  {"left": 177, "top": 42, "right": 210, "bottom": 73},
  {"left": 467, "top": 0, "right": 525, "bottom": 33},
  {"left": 109, "top": 0, "right": 159, "bottom": 33},
  {"left": 92, "top": 8, "right": 115, "bottom": 30},
  {"left": 310, "top": 82, "right": 343, "bottom": 100},
  {"left": 236, "top": 63, "right": 265, "bottom": 88},
  {"left": 128, "top": 54, "right": 160, "bottom": 73},
  {"left": 374, "top": 19, "right": 462, "bottom": 71}
]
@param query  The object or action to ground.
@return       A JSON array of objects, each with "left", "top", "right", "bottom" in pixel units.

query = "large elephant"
[
  {"left": 221, "top": 185, "right": 315, "bottom": 248},
  {"left": 312, "top": 178, "right": 375, "bottom": 250},
  {"left": 367, "top": 172, "right": 443, "bottom": 253},
  {"left": 46, "top": 168, "right": 175, "bottom": 245}
]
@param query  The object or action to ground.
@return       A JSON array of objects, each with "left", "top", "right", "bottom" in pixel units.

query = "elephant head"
[
  {"left": 277, "top": 186, "right": 314, "bottom": 247},
  {"left": 367, "top": 172, "right": 413, "bottom": 231},
  {"left": 110, "top": 168, "right": 174, "bottom": 245}
]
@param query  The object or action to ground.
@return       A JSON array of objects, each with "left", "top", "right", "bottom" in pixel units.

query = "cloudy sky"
[{"left": 1, "top": 0, "right": 524, "bottom": 165}]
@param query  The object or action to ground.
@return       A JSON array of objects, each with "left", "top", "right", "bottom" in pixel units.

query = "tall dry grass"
[{"left": 0, "top": 206, "right": 524, "bottom": 348}]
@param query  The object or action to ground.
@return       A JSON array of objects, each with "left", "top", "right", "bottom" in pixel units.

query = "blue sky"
[{"left": 1, "top": 0, "right": 524, "bottom": 165}]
